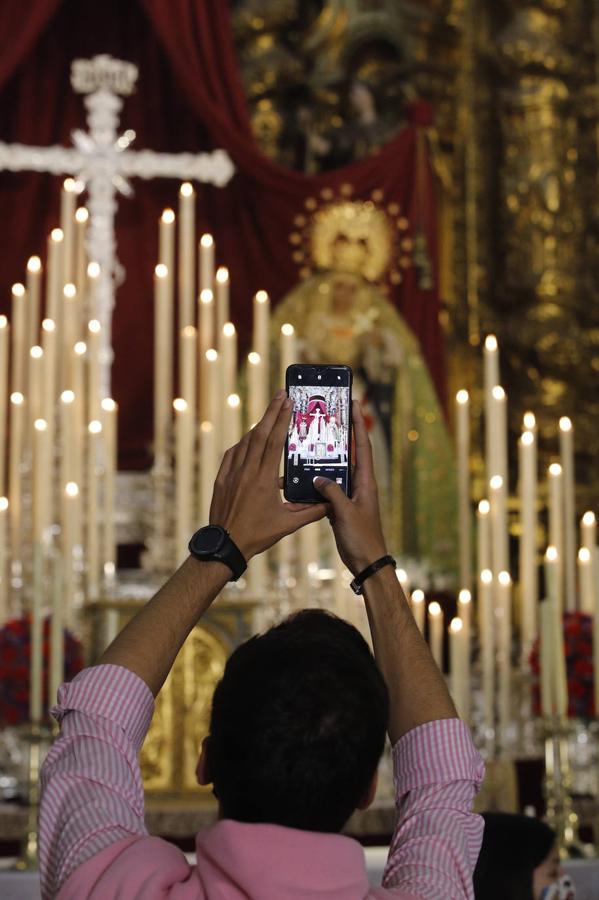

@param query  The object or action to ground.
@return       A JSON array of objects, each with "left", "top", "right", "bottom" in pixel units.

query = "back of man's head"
[{"left": 207, "top": 609, "right": 389, "bottom": 833}]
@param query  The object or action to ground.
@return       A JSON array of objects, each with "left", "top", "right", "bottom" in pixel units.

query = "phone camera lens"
[
  {"left": 317, "top": 374, "right": 322, "bottom": 380},
  {"left": 298, "top": 375, "right": 302, "bottom": 380}
]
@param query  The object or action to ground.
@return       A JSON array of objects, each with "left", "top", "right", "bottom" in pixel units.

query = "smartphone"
[{"left": 284, "top": 364, "right": 353, "bottom": 503}]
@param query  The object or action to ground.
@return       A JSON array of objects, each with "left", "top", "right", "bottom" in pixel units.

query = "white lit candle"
[
  {"left": 153, "top": 264, "right": 171, "bottom": 463},
  {"left": 178, "top": 182, "right": 195, "bottom": 329},
  {"left": 32, "top": 419, "right": 50, "bottom": 543},
  {"left": 539, "top": 600, "right": 553, "bottom": 717},
  {"left": 49, "top": 552, "right": 64, "bottom": 706},
  {"left": 60, "top": 390, "right": 76, "bottom": 490},
  {"left": 159, "top": 208, "right": 175, "bottom": 277},
  {"left": 578, "top": 547, "right": 594, "bottom": 614},
  {"left": 428, "top": 600, "right": 443, "bottom": 668},
  {"left": 221, "top": 322, "right": 237, "bottom": 407},
  {"left": 199, "top": 233, "right": 214, "bottom": 293},
  {"left": 280, "top": 323, "right": 297, "bottom": 386},
  {"left": 26, "top": 256, "right": 42, "bottom": 350},
  {"left": 8, "top": 392, "right": 25, "bottom": 560},
  {"left": 247, "top": 351, "right": 264, "bottom": 428},
  {"left": 28, "top": 346, "right": 44, "bottom": 423},
  {"left": 544, "top": 545, "right": 568, "bottom": 716},
  {"left": 458, "top": 588, "right": 472, "bottom": 642},
  {"left": 519, "top": 429, "right": 538, "bottom": 650},
  {"left": 581, "top": 511, "right": 597, "bottom": 550},
  {"left": 455, "top": 389, "right": 471, "bottom": 591},
  {"left": 74, "top": 207, "right": 89, "bottom": 298},
  {"left": 559, "top": 417, "right": 576, "bottom": 611},
  {"left": 410, "top": 589, "right": 425, "bottom": 633},
  {"left": 0, "top": 316, "right": 8, "bottom": 495},
  {"left": 72, "top": 342, "right": 87, "bottom": 487},
  {"left": 62, "top": 283, "right": 78, "bottom": 389},
  {"left": 215, "top": 267, "right": 229, "bottom": 346},
  {"left": 180, "top": 325, "right": 197, "bottom": 412},
  {"left": 223, "top": 393, "right": 242, "bottom": 449},
  {"left": 86, "top": 420, "right": 102, "bottom": 599},
  {"left": 253, "top": 290, "right": 270, "bottom": 383},
  {"left": 489, "top": 474, "right": 508, "bottom": 574},
  {"left": 198, "top": 290, "right": 214, "bottom": 420},
  {"left": 0, "top": 497, "right": 8, "bottom": 623},
  {"left": 483, "top": 334, "right": 500, "bottom": 479},
  {"left": 41, "top": 319, "right": 57, "bottom": 453},
  {"left": 101, "top": 399, "right": 117, "bottom": 582},
  {"left": 449, "top": 617, "right": 469, "bottom": 720},
  {"left": 198, "top": 421, "right": 217, "bottom": 525},
  {"left": 497, "top": 570, "right": 512, "bottom": 735},
  {"left": 205, "top": 349, "right": 222, "bottom": 452},
  {"left": 174, "top": 398, "right": 193, "bottom": 565},
  {"left": 479, "top": 568, "right": 495, "bottom": 735},
  {"left": 87, "top": 319, "right": 102, "bottom": 422},
  {"left": 10, "top": 283, "right": 27, "bottom": 395},
  {"left": 47, "top": 228, "right": 64, "bottom": 324},
  {"left": 62, "top": 481, "right": 80, "bottom": 624},
  {"left": 547, "top": 463, "right": 564, "bottom": 612},
  {"left": 60, "top": 177, "right": 77, "bottom": 284},
  {"left": 30, "top": 542, "right": 44, "bottom": 724}
]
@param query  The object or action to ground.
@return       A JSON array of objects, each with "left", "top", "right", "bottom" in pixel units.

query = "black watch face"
[{"left": 192, "top": 525, "right": 226, "bottom": 555}]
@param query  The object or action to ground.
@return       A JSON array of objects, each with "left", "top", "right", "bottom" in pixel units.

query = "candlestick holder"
[
  {"left": 13, "top": 723, "right": 52, "bottom": 872},
  {"left": 543, "top": 715, "right": 585, "bottom": 857}
]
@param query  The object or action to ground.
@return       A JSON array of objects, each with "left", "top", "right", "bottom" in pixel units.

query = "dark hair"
[
  {"left": 473, "top": 812, "right": 556, "bottom": 900},
  {"left": 207, "top": 609, "right": 389, "bottom": 832}
]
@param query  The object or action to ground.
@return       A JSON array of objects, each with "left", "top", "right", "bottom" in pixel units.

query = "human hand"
[
  {"left": 313, "top": 400, "right": 387, "bottom": 575},
  {"left": 210, "top": 391, "right": 327, "bottom": 560}
]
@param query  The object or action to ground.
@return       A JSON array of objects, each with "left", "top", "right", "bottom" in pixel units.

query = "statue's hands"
[
  {"left": 210, "top": 391, "right": 327, "bottom": 560},
  {"left": 313, "top": 400, "right": 387, "bottom": 576}
]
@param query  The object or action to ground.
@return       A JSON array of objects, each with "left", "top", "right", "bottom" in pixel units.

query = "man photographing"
[{"left": 39, "top": 391, "right": 484, "bottom": 899}]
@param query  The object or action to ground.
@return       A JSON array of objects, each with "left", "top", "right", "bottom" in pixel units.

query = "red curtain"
[{"left": 0, "top": 0, "right": 445, "bottom": 468}]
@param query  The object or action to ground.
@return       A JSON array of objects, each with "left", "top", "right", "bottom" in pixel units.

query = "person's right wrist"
[{"left": 348, "top": 546, "right": 389, "bottom": 577}]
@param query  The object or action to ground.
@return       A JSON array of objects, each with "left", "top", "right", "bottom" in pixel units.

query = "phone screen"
[{"left": 284, "top": 364, "right": 352, "bottom": 503}]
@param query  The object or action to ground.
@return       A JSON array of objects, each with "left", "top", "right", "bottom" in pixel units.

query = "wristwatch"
[{"left": 188, "top": 525, "right": 247, "bottom": 581}]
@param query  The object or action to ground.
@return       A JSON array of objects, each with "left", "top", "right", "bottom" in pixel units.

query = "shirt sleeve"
[
  {"left": 38, "top": 664, "right": 155, "bottom": 900},
  {"left": 382, "top": 718, "right": 485, "bottom": 900}
]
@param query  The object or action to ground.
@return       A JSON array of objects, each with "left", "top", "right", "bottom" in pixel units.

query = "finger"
[
  {"left": 262, "top": 397, "right": 294, "bottom": 469},
  {"left": 312, "top": 476, "right": 351, "bottom": 511},
  {"left": 214, "top": 445, "right": 236, "bottom": 486},
  {"left": 232, "top": 429, "right": 252, "bottom": 469},
  {"left": 352, "top": 400, "right": 375, "bottom": 489},
  {"left": 278, "top": 475, "right": 284, "bottom": 490},
  {"left": 282, "top": 503, "right": 328, "bottom": 533},
  {"left": 246, "top": 390, "right": 287, "bottom": 462}
]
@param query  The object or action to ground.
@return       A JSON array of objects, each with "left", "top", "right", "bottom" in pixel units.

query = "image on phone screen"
[{"left": 285, "top": 371, "right": 351, "bottom": 502}]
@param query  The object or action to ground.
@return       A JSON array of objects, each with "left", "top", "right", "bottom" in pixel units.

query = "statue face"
[{"left": 331, "top": 277, "right": 359, "bottom": 313}]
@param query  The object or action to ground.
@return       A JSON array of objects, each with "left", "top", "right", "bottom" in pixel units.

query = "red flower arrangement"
[
  {"left": 530, "top": 611, "right": 595, "bottom": 719},
  {"left": 0, "top": 615, "right": 84, "bottom": 726}
]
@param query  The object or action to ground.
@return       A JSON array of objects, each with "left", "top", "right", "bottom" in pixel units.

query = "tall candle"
[
  {"left": 578, "top": 547, "right": 594, "bottom": 614},
  {"left": 26, "top": 256, "right": 42, "bottom": 350},
  {"left": 30, "top": 541, "right": 44, "bottom": 724},
  {"left": 41, "top": 319, "right": 57, "bottom": 455},
  {"left": 581, "top": 511, "right": 597, "bottom": 550},
  {"left": 199, "top": 233, "right": 214, "bottom": 293},
  {"left": 539, "top": 600, "right": 553, "bottom": 717},
  {"left": 410, "top": 589, "right": 425, "bottom": 633},
  {"left": 458, "top": 588, "right": 472, "bottom": 641},
  {"left": 178, "top": 183, "right": 195, "bottom": 329},
  {"left": 247, "top": 352, "right": 264, "bottom": 428},
  {"left": 280, "top": 323, "right": 297, "bottom": 385},
  {"left": 46, "top": 228, "right": 64, "bottom": 324},
  {"left": 223, "top": 393, "right": 242, "bottom": 450},
  {"left": 62, "top": 284, "right": 79, "bottom": 389},
  {"left": 62, "top": 482, "right": 79, "bottom": 625},
  {"left": 86, "top": 261, "right": 100, "bottom": 322},
  {"left": 0, "top": 498, "right": 8, "bottom": 623},
  {"left": 198, "top": 421, "right": 217, "bottom": 525},
  {"left": 159, "top": 208, "right": 175, "bottom": 276},
  {"left": 180, "top": 325, "right": 197, "bottom": 411},
  {"left": 86, "top": 420, "right": 102, "bottom": 599},
  {"left": 428, "top": 600, "right": 443, "bottom": 668},
  {"left": 28, "top": 346, "right": 44, "bottom": 423},
  {"left": 547, "top": 463, "right": 564, "bottom": 612},
  {"left": 8, "top": 392, "right": 25, "bottom": 560},
  {"left": 253, "top": 290, "right": 270, "bottom": 381},
  {"left": 559, "top": 417, "right": 576, "bottom": 612},
  {"left": 449, "top": 617, "right": 468, "bottom": 720},
  {"left": 519, "top": 429, "right": 538, "bottom": 650},
  {"left": 221, "top": 323, "right": 237, "bottom": 407},
  {"left": 0, "top": 316, "right": 7, "bottom": 495},
  {"left": 101, "top": 399, "right": 117, "bottom": 582},
  {"left": 489, "top": 474, "right": 508, "bottom": 574},
  {"left": 479, "top": 569, "right": 495, "bottom": 735},
  {"left": 10, "top": 283, "right": 26, "bottom": 395},
  {"left": 153, "top": 264, "right": 171, "bottom": 463},
  {"left": 72, "top": 343, "right": 87, "bottom": 487},
  {"left": 33, "top": 419, "right": 50, "bottom": 543},
  {"left": 544, "top": 546, "right": 568, "bottom": 716},
  {"left": 484, "top": 334, "right": 500, "bottom": 479},
  {"left": 455, "top": 389, "right": 471, "bottom": 591},
  {"left": 198, "top": 290, "right": 214, "bottom": 420},
  {"left": 60, "top": 177, "right": 77, "bottom": 284},
  {"left": 174, "top": 398, "right": 193, "bottom": 565},
  {"left": 74, "top": 207, "right": 89, "bottom": 298},
  {"left": 60, "top": 390, "right": 76, "bottom": 490},
  {"left": 497, "top": 570, "right": 512, "bottom": 736},
  {"left": 205, "top": 349, "right": 222, "bottom": 452},
  {"left": 215, "top": 267, "right": 229, "bottom": 346},
  {"left": 49, "top": 552, "right": 64, "bottom": 706},
  {"left": 87, "top": 319, "right": 102, "bottom": 422}
]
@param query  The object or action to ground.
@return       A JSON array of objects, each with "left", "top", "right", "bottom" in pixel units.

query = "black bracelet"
[{"left": 350, "top": 555, "right": 397, "bottom": 595}]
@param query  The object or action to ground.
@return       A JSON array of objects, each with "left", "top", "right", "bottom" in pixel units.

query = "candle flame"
[
  {"left": 63, "top": 177, "right": 77, "bottom": 192},
  {"left": 521, "top": 430, "right": 534, "bottom": 446},
  {"left": 450, "top": 617, "right": 463, "bottom": 633},
  {"left": 548, "top": 462, "right": 562, "bottom": 477},
  {"left": 173, "top": 398, "right": 187, "bottom": 412},
  {"left": 206, "top": 348, "right": 218, "bottom": 362},
  {"left": 281, "top": 323, "right": 295, "bottom": 337},
  {"left": 428, "top": 601, "right": 442, "bottom": 617},
  {"left": 65, "top": 481, "right": 79, "bottom": 497},
  {"left": 498, "top": 571, "right": 511, "bottom": 586},
  {"left": 75, "top": 207, "right": 89, "bottom": 224},
  {"left": 396, "top": 568, "right": 408, "bottom": 585},
  {"left": 559, "top": 416, "right": 573, "bottom": 433},
  {"left": 10, "top": 392, "right": 24, "bottom": 405},
  {"left": 11, "top": 283, "right": 25, "bottom": 297},
  {"left": 456, "top": 389, "right": 469, "bottom": 405},
  {"left": 546, "top": 545, "right": 558, "bottom": 562},
  {"left": 200, "top": 421, "right": 213, "bottom": 433},
  {"left": 161, "top": 208, "right": 175, "bottom": 224},
  {"left": 182, "top": 325, "right": 196, "bottom": 337},
  {"left": 458, "top": 589, "right": 472, "bottom": 604},
  {"left": 101, "top": 398, "right": 116, "bottom": 412},
  {"left": 42, "top": 319, "right": 55, "bottom": 333},
  {"left": 491, "top": 385, "right": 505, "bottom": 401},
  {"left": 87, "top": 261, "right": 100, "bottom": 278},
  {"left": 227, "top": 393, "right": 241, "bottom": 409},
  {"left": 63, "top": 283, "right": 77, "bottom": 299},
  {"left": 30, "top": 345, "right": 43, "bottom": 359},
  {"left": 88, "top": 420, "right": 102, "bottom": 434},
  {"left": 523, "top": 411, "right": 536, "bottom": 429},
  {"left": 34, "top": 418, "right": 47, "bottom": 431},
  {"left": 74, "top": 341, "right": 87, "bottom": 355},
  {"left": 485, "top": 334, "right": 498, "bottom": 352},
  {"left": 582, "top": 511, "right": 596, "bottom": 526},
  {"left": 489, "top": 475, "right": 503, "bottom": 490},
  {"left": 254, "top": 290, "right": 269, "bottom": 304},
  {"left": 579, "top": 547, "right": 591, "bottom": 563},
  {"left": 88, "top": 319, "right": 101, "bottom": 334},
  {"left": 411, "top": 589, "right": 425, "bottom": 604},
  {"left": 51, "top": 227, "right": 64, "bottom": 242},
  {"left": 248, "top": 351, "right": 261, "bottom": 366},
  {"left": 180, "top": 182, "right": 194, "bottom": 197},
  {"left": 480, "top": 569, "right": 493, "bottom": 584},
  {"left": 27, "top": 255, "right": 41, "bottom": 273},
  {"left": 478, "top": 499, "right": 490, "bottom": 515},
  {"left": 223, "top": 322, "right": 236, "bottom": 338},
  {"left": 154, "top": 263, "right": 168, "bottom": 279},
  {"left": 0, "top": 315, "right": 6, "bottom": 329},
  {"left": 0, "top": 497, "right": 8, "bottom": 512},
  {"left": 216, "top": 266, "right": 229, "bottom": 283},
  {"left": 200, "top": 233, "right": 214, "bottom": 248},
  {"left": 200, "top": 288, "right": 213, "bottom": 304},
  {"left": 61, "top": 390, "right": 75, "bottom": 404}
]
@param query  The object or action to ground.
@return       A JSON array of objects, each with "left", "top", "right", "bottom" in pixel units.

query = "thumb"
[{"left": 313, "top": 476, "right": 348, "bottom": 507}]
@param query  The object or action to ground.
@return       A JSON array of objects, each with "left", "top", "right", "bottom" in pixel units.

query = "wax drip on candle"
[
  {"left": 27, "top": 256, "right": 41, "bottom": 273},
  {"left": 75, "top": 207, "right": 89, "bottom": 224}
]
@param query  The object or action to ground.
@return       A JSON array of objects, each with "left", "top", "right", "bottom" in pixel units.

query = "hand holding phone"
[{"left": 284, "top": 364, "right": 352, "bottom": 504}]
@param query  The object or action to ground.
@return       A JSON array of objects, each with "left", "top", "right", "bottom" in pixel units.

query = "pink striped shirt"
[{"left": 39, "top": 664, "right": 484, "bottom": 899}]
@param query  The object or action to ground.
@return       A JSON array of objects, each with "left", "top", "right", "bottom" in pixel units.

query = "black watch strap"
[
  {"left": 350, "top": 555, "right": 396, "bottom": 595},
  {"left": 188, "top": 527, "right": 247, "bottom": 581}
]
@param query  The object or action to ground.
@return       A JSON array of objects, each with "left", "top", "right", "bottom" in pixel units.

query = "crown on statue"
[{"left": 71, "top": 55, "right": 138, "bottom": 97}]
